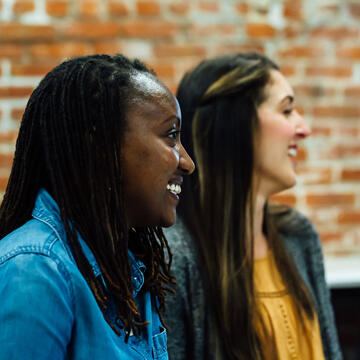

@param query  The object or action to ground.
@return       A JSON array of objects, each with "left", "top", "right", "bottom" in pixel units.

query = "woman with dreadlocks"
[
  {"left": 164, "top": 53, "right": 341, "bottom": 360},
  {"left": 0, "top": 54, "right": 194, "bottom": 359}
]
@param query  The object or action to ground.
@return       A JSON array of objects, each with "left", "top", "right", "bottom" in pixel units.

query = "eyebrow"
[
  {"left": 162, "top": 115, "right": 181, "bottom": 126},
  {"left": 280, "top": 95, "right": 294, "bottom": 105}
]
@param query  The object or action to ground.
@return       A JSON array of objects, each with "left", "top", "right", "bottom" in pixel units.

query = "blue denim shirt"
[{"left": 0, "top": 189, "right": 168, "bottom": 360}]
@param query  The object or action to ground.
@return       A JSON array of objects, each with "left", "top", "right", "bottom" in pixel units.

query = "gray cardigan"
[{"left": 164, "top": 210, "right": 342, "bottom": 360}]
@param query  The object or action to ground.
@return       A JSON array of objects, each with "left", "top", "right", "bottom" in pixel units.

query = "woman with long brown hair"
[
  {"left": 0, "top": 54, "right": 194, "bottom": 359},
  {"left": 164, "top": 53, "right": 341, "bottom": 359}
]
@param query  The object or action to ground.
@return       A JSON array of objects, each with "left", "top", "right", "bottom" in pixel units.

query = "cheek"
[
  {"left": 160, "top": 147, "right": 180, "bottom": 169},
  {"left": 260, "top": 118, "right": 293, "bottom": 147}
]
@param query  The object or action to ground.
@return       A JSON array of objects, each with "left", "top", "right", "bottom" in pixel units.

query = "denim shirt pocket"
[
  {"left": 129, "top": 327, "right": 168, "bottom": 360},
  {"left": 152, "top": 327, "right": 168, "bottom": 360}
]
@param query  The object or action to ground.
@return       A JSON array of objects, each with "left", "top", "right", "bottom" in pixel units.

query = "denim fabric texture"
[{"left": 0, "top": 189, "right": 168, "bottom": 360}]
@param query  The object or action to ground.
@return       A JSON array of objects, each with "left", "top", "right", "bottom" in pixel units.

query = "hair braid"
[{"left": 0, "top": 54, "right": 175, "bottom": 340}]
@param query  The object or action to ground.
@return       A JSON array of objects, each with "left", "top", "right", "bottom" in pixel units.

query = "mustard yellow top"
[{"left": 254, "top": 251, "right": 325, "bottom": 360}]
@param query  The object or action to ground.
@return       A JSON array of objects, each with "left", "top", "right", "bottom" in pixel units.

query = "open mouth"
[
  {"left": 167, "top": 183, "right": 181, "bottom": 196},
  {"left": 288, "top": 146, "right": 297, "bottom": 158}
]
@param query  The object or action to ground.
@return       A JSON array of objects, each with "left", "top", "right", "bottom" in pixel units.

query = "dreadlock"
[{"left": 0, "top": 54, "right": 175, "bottom": 340}]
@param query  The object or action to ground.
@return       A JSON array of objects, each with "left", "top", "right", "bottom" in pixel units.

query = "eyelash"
[
  {"left": 284, "top": 108, "right": 293, "bottom": 116},
  {"left": 168, "top": 130, "right": 181, "bottom": 142}
]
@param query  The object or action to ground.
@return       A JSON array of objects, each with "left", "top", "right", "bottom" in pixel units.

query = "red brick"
[
  {"left": 320, "top": 5, "right": 339, "bottom": 14},
  {"left": 13, "top": 0, "right": 35, "bottom": 13},
  {"left": 280, "top": 66, "right": 296, "bottom": 77},
  {"left": 0, "top": 153, "right": 14, "bottom": 167},
  {"left": 283, "top": 2, "right": 302, "bottom": 20},
  {"left": 296, "top": 105, "right": 304, "bottom": 116},
  {"left": 338, "top": 212, "right": 360, "bottom": 224},
  {"left": 198, "top": 2, "right": 219, "bottom": 12},
  {"left": 306, "top": 66, "right": 352, "bottom": 78},
  {"left": 11, "top": 63, "right": 55, "bottom": 76},
  {"left": 190, "top": 24, "right": 236, "bottom": 36},
  {"left": 279, "top": 46, "right": 324, "bottom": 58},
  {"left": 311, "top": 127, "right": 331, "bottom": 137},
  {"left": 108, "top": 1, "right": 128, "bottom": 16},
  {"left": 215, "top": 44, "right": 264, "bottom": 56},
  {"left": 246, "top": 23, "right": 275, "bottom": 38},
  {"left": 345, "top": 87, "right": 360, "bottom": 97},
  {"left": 137, "top": 1, "right": 160, "bottom": 15},
  {"left": 337, "top": 47, "right": 360, "bottom": 59},
  {"left": 312, "top": 106, "right": 360, "bottom": 118},
  {"left": 327, "top": 145, "right": 360, "bottom": 159},
  {"left": 0, "top": 44, "right": 23, "bottom": 58},
  {"left": 341, "top": 169, "right": 360, "bottom": 181},
  {"left": 30, "top": 42, "right": 90, "bottom": 58},
  {"left": 46, "top": 0, "right": 69, "bottom": 16},
  {"left": 297, "top": 167, "right": 332, "bottom": 185},
  {"left": 0, "top": 177, "right": 9, "bottom": 192},
  {"left": 0, "top": 87, "right": 33, "bottom": 98},
  {"left": 306, "top": 194, "right": 355, "bottom": 207},
  {"left": 283, "top": 26, "right": 301, "bottom": 38},
  {"left": 65, "top": 22, "right": 121, "bottom": 39},
  {"left": 235, "top": 3, "right": 249, "bottom": 14},
  {"left": 339, "top": 127, "right": 358, "bottom": 137},
  {"left": 319, "top": 232, "right": 342, "bottom": 243},
  {"left": 154, "top": 44, "right": 205, "bottom": 58},
  {"left": 296, "top": 147, "right": 307, "bottom": 161},
  {"left": 93, "top": 41, "right": 123, "bottom": 54},
  {"left": 121, "top": 21, "right": 177, "bottom": 38},
  {"left": 80, "top": 0, "right": 100, "bottom": 18},
  {"left": 169, "top": 2, "right": 189, "bottom": 14},
  {"left": 0, "top": 24, "right": 56, "bottom": 41},
  {"left": 310, "top": 27, "right": 358, "bottom": 40},
  {"left": 165, "top": 82, "right": 177, "bottom": 95},
  {"left": 349, "top": 3, "right": 360, "bottom": 18},
  {"left": 11, "top": 108, "right": 25, "bottom": 121},
  {"left": 293, "top": 86, "right": 335, "bottom": 98},
  {"left": 269, "top": 193, "right": 296, "bottom": 207},
  {"left": 0, "top": 131, "right": 18, "bottom": 143},
  {"left": 147, "top": 63, "right": 175, "bottom": 78}
]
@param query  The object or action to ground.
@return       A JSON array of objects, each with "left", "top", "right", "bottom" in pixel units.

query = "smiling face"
[
  {"left": 254, "top": 70, "right": 311, "bottom": 198},
  {"left": 121, "top": 74, "right": 195, "bottom": 228}
]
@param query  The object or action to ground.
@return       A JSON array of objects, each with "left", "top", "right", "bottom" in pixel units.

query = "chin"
[
  {"left": 159, "top": 212, "right": 177, "bottom": 228},
  {"left": 281, "top": 178, "right": 297, "bottom": 192},
  {"left": 270, "top": 178, "right": 297, "bottom": 196},
  {"left": 160, "top": 220, "right": 176, "bottom": 228}
]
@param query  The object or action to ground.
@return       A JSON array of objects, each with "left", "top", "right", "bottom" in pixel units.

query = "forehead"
[
  {"left": 126, "top": 72, "right": 180, "bottom": 126},
  {"left": 262, "top": 70, "right": 294, "bottom": 103},
  {"left": 131, "top": 72, "right": 167, "bottom": 97}
]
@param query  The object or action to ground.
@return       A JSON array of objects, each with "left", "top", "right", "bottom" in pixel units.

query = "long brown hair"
[
  {"left": 0, "top": 54, "right": 174, "bottom": 341},
  {"left": 176, "top": 53, "right": 314, "bottom": 359}
]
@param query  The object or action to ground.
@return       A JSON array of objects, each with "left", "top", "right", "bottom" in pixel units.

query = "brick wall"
[{"left": 0, "top": 0, "right": 359, "bottom": 258}]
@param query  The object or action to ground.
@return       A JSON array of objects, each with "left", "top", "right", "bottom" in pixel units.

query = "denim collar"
[{"left": 32, "top": 188, "right": 146, "bottom": 297}]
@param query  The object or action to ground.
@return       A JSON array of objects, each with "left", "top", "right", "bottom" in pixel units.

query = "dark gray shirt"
[{"left": 164, "top": 210, "right": 342, "bottom": 360}]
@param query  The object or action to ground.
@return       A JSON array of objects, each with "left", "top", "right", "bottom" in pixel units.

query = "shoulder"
[
  {"left": 0, "top": 218, "right": 75, "bottom": 299},
  {"left": 164, "top": 217, "right": 203, "bottom": 297},
  {"left": 0, "top": 218, "right": 71, "bottom": 264},
  {"left": 164, "top": 217, "right": 198, "bottom": 270}
]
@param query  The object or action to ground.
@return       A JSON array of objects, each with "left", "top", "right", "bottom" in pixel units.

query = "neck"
[{"left": 253, "top": 192, "right": 269, "bottom": 259}]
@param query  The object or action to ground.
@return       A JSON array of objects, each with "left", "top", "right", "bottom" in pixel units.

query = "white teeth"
[
  {"left": 288, "top": 148, "right": 297, "bottom": 157},
  {"left": 167, "top": 183, "right": 181, "bottom": 195}
]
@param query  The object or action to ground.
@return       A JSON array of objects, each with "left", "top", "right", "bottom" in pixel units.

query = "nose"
[
  {"left": 179, "top": 144, "right": 195, "bottom": 175},
  {"left": 295, "top": 111, "right": 311, "bottom": 139}
]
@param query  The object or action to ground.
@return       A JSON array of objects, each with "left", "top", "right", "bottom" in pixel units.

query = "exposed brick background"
[{"left": 0, "top": 0, "right": 360, "bottom": 259}]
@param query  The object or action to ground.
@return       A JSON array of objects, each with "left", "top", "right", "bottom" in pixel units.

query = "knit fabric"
[{"left": 164, "top": 209, "right": 342, "bottom": 360}]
